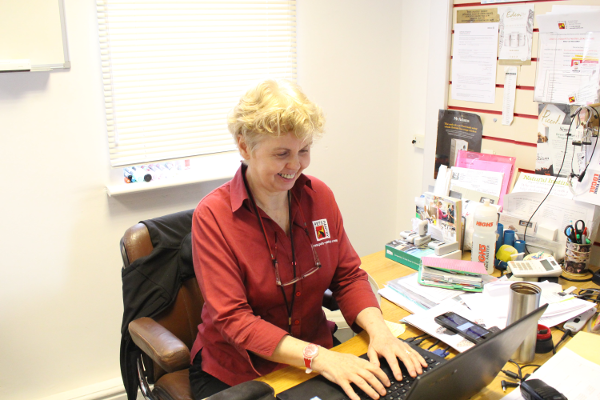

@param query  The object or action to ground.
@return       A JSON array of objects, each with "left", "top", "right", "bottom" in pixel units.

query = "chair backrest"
[{"left": 121, "top": 222, "right": 204, "bottom": 381}]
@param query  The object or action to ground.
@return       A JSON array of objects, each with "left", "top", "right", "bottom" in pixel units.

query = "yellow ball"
[{"left": 496, "top": 245, "right": 518, "bottom": 262}]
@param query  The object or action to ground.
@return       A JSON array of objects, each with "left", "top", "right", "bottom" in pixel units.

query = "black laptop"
[{"left": 277, "top": 304, "right": 548, "bottom": 400}]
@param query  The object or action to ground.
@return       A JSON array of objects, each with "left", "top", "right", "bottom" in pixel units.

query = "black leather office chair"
[{"left": 119, "top": 210, "right": 274, "bottom": 400}]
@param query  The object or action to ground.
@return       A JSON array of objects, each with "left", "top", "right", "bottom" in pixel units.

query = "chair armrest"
[
  {"left": 129, "top": 317, "right": 190, "bottom": 373},
  {"left": 207, "top": 381, "right": 274, "bottom": 400}
]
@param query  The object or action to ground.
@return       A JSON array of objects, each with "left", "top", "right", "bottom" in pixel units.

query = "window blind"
[{"left": 97, "top": 0, "right": 297, "bottom": 167}]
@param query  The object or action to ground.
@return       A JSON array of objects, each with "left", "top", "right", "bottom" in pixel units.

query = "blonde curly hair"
[{"left": 228, "top": 79, "right": 325, "bottom": 152}]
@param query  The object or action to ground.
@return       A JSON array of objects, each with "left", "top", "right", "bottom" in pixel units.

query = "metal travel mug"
[{"left": 507, "top": 282, "right": 541, "bottom": 363}]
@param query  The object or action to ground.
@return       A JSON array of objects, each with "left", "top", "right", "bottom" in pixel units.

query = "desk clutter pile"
[
  {"left": 380, "top": 271, "right": 596, "bottom": 353},
  {"left": 387, "top": 117, "right": 600, "bottom": 283},
  {"left": 382, "top": 131, "right": 600, "bottom": 395}
]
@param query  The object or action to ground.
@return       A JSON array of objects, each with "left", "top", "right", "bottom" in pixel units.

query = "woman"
[{"left": 189, "top": 79, "right": 426, "bottom": 400}]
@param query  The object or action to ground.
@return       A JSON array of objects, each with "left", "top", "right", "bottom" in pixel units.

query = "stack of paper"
[
  {"left": 451, "top": 150, "right": 516, "bottom": 207},
  {"left": 395, "top": 277, "right": 596, "bottom": 353},
  {"left": 460, "top": 279, "right": 596, "bottom": 329},
  {"left": 402, "top": 298, "right": 478, "bottom": 353},
  {"left": 380, "top": 273, "right": 464, "bottom": 312}
]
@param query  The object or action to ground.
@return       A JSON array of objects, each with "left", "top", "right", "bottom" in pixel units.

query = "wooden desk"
[{"left": 257, "top": 250, "right": 598, "bottom": 399}]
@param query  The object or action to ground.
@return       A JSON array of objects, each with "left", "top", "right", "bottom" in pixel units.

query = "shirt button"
[
  {"left": 294, "top": 319, "right": 300, "bottom": 325},
  {"left": 296, "top": 291, "right": 301, "bottom": 297}
]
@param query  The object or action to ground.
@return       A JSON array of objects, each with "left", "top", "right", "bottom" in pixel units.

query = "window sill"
[{"left": 106, "top": 152, "right": 241, "bottom": 197}]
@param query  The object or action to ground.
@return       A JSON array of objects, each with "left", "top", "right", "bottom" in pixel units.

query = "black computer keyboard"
[
  {"left": 276, "top": 342, "right": 447, "bottom": 400},
  {"left": 349, "top": 346, "right": 445, "bottom": 400}
]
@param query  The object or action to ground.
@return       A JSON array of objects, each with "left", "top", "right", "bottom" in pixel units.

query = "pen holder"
[
  {"left": 503, "top": 230, "right": 515, "bottom": 247},
  {"left": 563, "top": 241, "right": 591, "bottom": 275}
]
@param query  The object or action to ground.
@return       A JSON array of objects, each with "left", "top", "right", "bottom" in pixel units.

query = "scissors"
[{"left": 564, "top": 220, "right": 585, "bottom": 243}]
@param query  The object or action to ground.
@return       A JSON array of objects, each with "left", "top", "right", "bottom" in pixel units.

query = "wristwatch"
[{"left": 302, "top": 343, "right": 319, "bottom": 374}]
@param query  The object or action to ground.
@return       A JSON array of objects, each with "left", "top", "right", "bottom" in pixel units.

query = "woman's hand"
[
  {"left": 366, "top": 330, "right": 427, "bottom": 382},
  {"left": 356, "top": 307, "right": 428, "bottom": 382},
  {"left": 311, "top": 348, "right": 390, "bottom": 400}
]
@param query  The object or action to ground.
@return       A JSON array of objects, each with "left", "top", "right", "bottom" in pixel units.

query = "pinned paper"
[
  {"left": 538, "top": 104, "right": 566, "bottom": 129},
  {"left": 502, "top": 66, "right": 517, "bottom": 125}
]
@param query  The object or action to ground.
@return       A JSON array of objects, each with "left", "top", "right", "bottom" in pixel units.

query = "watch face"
[{"left": 303, "top": 344, "right": 319, "bottom": 358}]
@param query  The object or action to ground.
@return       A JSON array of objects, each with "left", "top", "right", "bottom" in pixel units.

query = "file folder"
[{"left": 418, "top": 257, "right": 487, "bottom": 292}]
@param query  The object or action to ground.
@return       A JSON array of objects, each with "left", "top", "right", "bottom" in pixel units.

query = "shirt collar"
[{"left": 230, "top": 163, "right": 314, "bottom": 213}]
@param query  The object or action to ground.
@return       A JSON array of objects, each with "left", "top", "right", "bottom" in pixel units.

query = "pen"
[{"left": 582, "top": 227, "right": 587, "bottom": 245}]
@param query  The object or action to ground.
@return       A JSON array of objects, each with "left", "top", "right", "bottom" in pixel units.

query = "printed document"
[
  {"left": 452, "top": 23, "right": 499, "bottom": 104},
  {"left": 542, "top": 125, "right": 586, "bottom": 177},
  {"left": 534, "top": 11, "right": 600, "bottom": 105},
  {"left": 503, "top": 192, "right": 596, "bottom": 234},
  {"left": 402, "top": 299, "right": 477, "bottom": 353},
  {"left": 511, "top": 172, "right": 573, "bottom": 199},
  {"left": 450, "top": 166, "right": 503, "bottom": 200},
  {"left": 501, "top": 347, "right": 600, "bottom": 399},
  {"left": 462, "top": 280, "right": 596, "bottom": 329},
  {"left": 498, "top": 5, "right": 534, "bottom": 63},
  {"left": 502, "top": 66, "right": 517, "bottom": 125}
]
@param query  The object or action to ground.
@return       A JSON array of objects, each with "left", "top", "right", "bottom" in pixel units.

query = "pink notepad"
[{"left": 421, "top": 257, "right": 487, "bottom": 274}]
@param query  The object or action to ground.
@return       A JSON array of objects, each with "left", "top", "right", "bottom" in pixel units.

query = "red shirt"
[{"left": 190, "top": 165, "right": 379, "bottom": 386}]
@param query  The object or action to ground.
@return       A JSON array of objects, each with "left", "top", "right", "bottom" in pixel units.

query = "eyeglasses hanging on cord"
[
  {"left": 567, "top": 105, "right": 600, "bottom": 196},
  {"left": 521, "top": 105, "right": 598, "bottom": 255}
]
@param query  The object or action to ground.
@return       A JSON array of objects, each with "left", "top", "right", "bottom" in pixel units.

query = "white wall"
[
  {"left": 0, "top": 1, "right": 434, "bottom": 399},
  {"left": 395, "top": 0, "right": 434, "bottom": 231},
  {"left": 297, "top": 0, "right": 405, "bottom": 254}
]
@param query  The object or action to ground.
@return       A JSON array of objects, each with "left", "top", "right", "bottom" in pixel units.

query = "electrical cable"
[
  {"left": 412, "top": 336, "right": 429, "bottom": 347},
  {"left": 521, "top": 364, "right": 542, "bottom": 373},
  {"left": 552, "top": 329, "right": 572, "bottom": 354},
  {"left": 501, "top": 369, "right": 520, "bottom": 380},
  {"left": 427, "top": 339, "right": 441, "bottom": 350},
  {"left": 501, "top": 362, "right": 543, "bottom": 391},
  {"left": 507, "top": 360, "right": 523, "bottom": 381},
  {"left": 578, "top": 106, "right": 599, "bottom": 179},
  {"left": 523, "top": 107, "right": 582, "bottom": 254},
  {"left": 501, "top": 380, "right": 520, "bottom": 392},
  {"left": 405, "top": 333, "right": 429, "bottom": 343}
]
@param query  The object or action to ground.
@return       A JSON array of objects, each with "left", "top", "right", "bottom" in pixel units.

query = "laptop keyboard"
[
  {"left": 349, "top": 352, "right": 444, "bottom": 400},
  {"left": 275, "top": 342, "right": 447, "bottom": 400}
]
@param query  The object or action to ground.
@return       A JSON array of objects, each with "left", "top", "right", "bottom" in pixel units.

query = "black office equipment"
[
  {"left": 434, "top": 311, "right": 492, "bottom": 344},
  {"left": 520, "top": 379, "right": 568, "bottom": 400},
  {"left": 277, "top": 304, "right": 548, "bottom": 400}
]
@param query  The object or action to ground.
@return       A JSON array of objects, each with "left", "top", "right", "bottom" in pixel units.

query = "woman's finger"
[
  {"left": 397, "top": 346, "right": 426, "bottom": 378},
  {"left": 358, "top": 368, "right": 388, "bottom": 398},
  {"left": 338, "top": 381, "right": 361, "bottom": 400},
  {"left": 351, "top": 375, "right": 382, "bottom": 400},
  {"left": 367, "top": 346, "right": 381, "bottom": 367}
]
